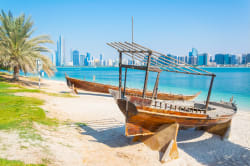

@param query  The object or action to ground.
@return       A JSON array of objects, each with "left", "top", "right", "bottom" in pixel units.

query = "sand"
[{"left": 0, "top": 77, "right": 249, "bottom": 166}]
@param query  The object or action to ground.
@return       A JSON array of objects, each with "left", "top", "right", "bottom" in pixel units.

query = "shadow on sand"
[
  {"left": 78, "top": 118, "right": 134, "bottom": 147},
  {"left": 177, "top": 129, "right": 250, "bottom": 165},
  {"left": 0, "top": 75, "right": 43, "bottom": 87},
  {"left": 78, "top": 120, "right": 250, "bottom": 165}
]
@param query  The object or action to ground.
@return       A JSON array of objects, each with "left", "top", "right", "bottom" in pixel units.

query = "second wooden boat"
[{"left": 65, "top": 75, "right": 201, "bottom": 101}]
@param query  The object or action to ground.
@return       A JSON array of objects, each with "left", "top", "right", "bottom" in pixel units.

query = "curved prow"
[
  {"left": 109, "top": 89, "right": 120, "bottom": 101},
  {"left": 65, "top": 73, "right": 72, "bottom": 88},
  {"left": 194, "top": 91, "right": 201, "bottom": 98},
  {"left": 117, "top": 99, "right": 138, "bottom": 117}
]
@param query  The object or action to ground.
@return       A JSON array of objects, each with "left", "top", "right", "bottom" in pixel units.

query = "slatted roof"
[{"left": 107, "top": 42, "right": 215, "bottom": 76}]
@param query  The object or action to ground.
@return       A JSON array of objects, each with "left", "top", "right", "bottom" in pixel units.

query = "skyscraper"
[
  {"left": 56, "top": 35, "right": 65, "bottom": 66},
  {"left": 73, "top": 50, "right": 80, "bottom": 66},
  {"left": 215, "top": 54, "right": 224, "bottom": 64},
  {"left": 52, "top": 51, "right": 56, "bottom": 66},
  {"left": 84, "top": 52, "right": 91, "bottom": 66},
  {"left": 80, "top": 54, "right": 85, "bottom": 66},
  {"left": 188, "top": 48, "right": 198, "bottom": 65},
  {"left": 99, "top": 54, "right": 103, "bottom": 66},
  {"left": 197, "top": 53, "right": 208, "bottom": 66},
  {"left": 242, "top": 54, "right": 247, "bottom": 64},
  {"left": 224, "top": 54, "right": 230, "bottom": 64},
  {"left": 246, "top": 54, "right": 250, "bottom": 64},
  {"left": 230, "top": 55, "right": 237, "bottom": 65}
]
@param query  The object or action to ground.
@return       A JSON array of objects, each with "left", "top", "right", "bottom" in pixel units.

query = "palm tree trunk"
[{"left": 13, "top": 66, "right": 20, "bottom": 80}]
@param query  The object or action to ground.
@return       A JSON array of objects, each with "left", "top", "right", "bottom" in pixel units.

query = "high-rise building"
[
  {"left": 99, "top": 54, "right": 103, "bottom": 66},
  {"left": 52, "top": 52, "right": 56, "bottom": 66},
  {"left": 56, "top": 35, "right": 65, "bottom": 66},
  {"left": 224, "top": 54, "right": 230, "bottom": 64},
  {"left": 242, "top": 54, "right": 247, "bottom": 64},
  {"left": 179, "top": 56, "right": 185, "bottom": 63},
  {"left": 80, "top": 54, "right": 85, "bottom": 66},
  {"left": 215, "top": 54, "right": 224, "bottom": 64},
  {"left": 70, "top": 48, "right": 73, "bottom": 62},
  {"left": 246, "top": 54, "right": 250, "bottom": 64},
  {"left": 209, "top": 56, "right": 213, "bottom": 63},
  {"left": 230, "top": 55, "right": 237, "bottom": 65},
  {"left": 84, "top": 52, "right": 91, "bottom": 66},
  {"left": 188, "top": 48, "right": 198, "bottom": 65},
  {"left": 197, "top": 53, "right": 208, "bottom": 66},
  {"left": 73, "top": 50, "right": 80, "bottom": 66}
]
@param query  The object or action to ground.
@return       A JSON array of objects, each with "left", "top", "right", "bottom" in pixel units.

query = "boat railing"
[
  {"left": 126, "top": 93, "right": 207, "bottom": 114},
  {"left": 152, "top": 100, "right": 207, "bottom": 114}
]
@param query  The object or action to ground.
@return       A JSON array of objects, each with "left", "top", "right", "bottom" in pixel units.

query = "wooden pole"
[
  {"left": 142, "top": 52, "right": 152, "bottom": 98},
  {"left": 152, "top": 72, "right": 160, "bottom": 99},
  {"left": 205, "top": 75, "right": 215, "bottom": 110},
  {"left": 119, "top": 51, "right": 122, "bottom": 98},
  {"left": 154, "top": 72, "right": 160, "bottom": 99},
  {"left": 123, "top": 68, "right": 128, "bottom": 98}
]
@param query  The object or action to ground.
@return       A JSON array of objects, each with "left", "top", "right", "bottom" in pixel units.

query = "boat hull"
[
  {"left": 65, "top": 76, "right": 200, "bottom": 100},
  {"left": 116, "top": 99, "right": 234, "bottom": 137}
]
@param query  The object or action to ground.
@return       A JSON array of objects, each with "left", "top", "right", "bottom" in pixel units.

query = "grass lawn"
[
  {"left": 0, "top": 81, "right": 57, "bottom": 131},
  {"left": 0, "top": 74, "right": 62, "bottom": 165},
  {"left": 0, "top": 158, "right": 45, "bottom": 166}
]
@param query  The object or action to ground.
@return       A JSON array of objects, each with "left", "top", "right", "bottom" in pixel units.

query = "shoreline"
[
  {"left": 1, "top": 70, "right": 250, "bottom": 111},
  {"left": 42, "top": 77, "right": 250, "bottom": 112}
]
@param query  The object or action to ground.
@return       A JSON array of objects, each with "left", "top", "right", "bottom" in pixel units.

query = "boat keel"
[
  {"left": 196, "top": 120, "right": 232, "bottom": 140},
  {"left": 133, "top": 123, "right": 179, "bottom": 162}
]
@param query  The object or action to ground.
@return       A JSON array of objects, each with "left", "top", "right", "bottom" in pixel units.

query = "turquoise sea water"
[
  {"left": 2, "top": 67, "right": 250, "bottom": 111},
  {"left": 42, "top": 67, "right": 250, "bottom": 111}
]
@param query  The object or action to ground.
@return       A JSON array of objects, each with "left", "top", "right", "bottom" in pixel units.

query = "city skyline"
[
  {"left": 1, "top": 0, "right": 249, "bottom": 59},
  {"left": 52, "top": 35, "right": 250, "bottom": 67}
]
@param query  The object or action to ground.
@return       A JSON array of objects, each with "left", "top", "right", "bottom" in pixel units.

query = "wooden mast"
[
  {"left": 123, "top": 68, "right": 128, "bottom": 98},
  {"left": 205, "top": 75, "right": 215, "bottom": 110},
  {"left": 119, "top": 51, "right": 123, "bottom": 98},
  {"left": 152, "top": 72, "right": 160, "bottom": 99},
  {"left": 142, "top": 51, "right": 152, "bottom": 98}
]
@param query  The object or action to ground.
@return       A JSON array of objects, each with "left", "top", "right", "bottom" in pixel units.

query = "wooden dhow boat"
[
  {"left": 106, "top": 42, "right": 237, "bottom": 163},
  {"left": 65, "top": 75, "right": 201, "bottom": 100}
]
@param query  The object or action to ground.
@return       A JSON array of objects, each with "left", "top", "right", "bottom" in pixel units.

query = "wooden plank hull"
[
  {"left": 116, "top": 99, "right": 235, "bottom": 137},
  {"left": 65, "top": 76, "right": 201, "bottom": 101}
]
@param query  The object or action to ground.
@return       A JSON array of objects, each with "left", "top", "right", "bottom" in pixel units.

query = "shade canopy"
[{"left": 107, "top": 42, "right": 215, "bottom": 76}]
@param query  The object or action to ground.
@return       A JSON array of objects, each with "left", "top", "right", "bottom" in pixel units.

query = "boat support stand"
[{"left": 132, "top": 123, "right": 179, "bottom": 163}]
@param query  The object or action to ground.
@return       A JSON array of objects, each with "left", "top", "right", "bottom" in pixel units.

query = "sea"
[{"left": 2, "top": 67, "right": 250, "bottom": 111}]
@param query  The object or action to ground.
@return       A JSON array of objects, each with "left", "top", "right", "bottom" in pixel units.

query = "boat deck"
[{"left": 149, "top": 99, "right": 236, "bottom": 118}]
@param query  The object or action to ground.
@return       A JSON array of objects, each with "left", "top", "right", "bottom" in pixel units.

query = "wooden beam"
[
  {"left": 121, "top": 64, "right": 162, "bottom": 73},
  {"left": 142, "top": 52, "right": 152, "bottom": 98},
  {"left": 131, "top": 42, "right": 213, "bottom": 75},
  {"left": 119, "top": 51, "right": 122, "bottom": 98},
  {"left": 123, "top": 68, "right": 128, "bottom": 98},
  {"left": 152, "top": 72, "right": 160, "bottom": 99},
  {"left": 205, "top": 75, "right": 215, "bottom": 110}
]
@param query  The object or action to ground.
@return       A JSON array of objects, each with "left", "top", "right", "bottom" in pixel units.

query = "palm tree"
[{"left": 0, "top": 10, "right": 54, "bottom": 80}]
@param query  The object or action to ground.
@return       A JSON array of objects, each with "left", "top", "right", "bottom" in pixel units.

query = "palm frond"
[{"left": 0, "top": 10, "right": 55, "bottom": 78}]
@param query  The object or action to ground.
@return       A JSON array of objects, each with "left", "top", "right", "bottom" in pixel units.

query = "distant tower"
[
  {"left": 80, "top": 54, "right": 85, "bottom": 66},
  {"left": 52, "top": 51, "right": 56, "bottom": 66},
  {"left": 73, "top": 50, "right": 80, "bottom": 66},
  {"left": 56, "top": 35, "right": 65, "bottom": 66},
  {"left": 188, "top": 48, "right": 198, "bottom": 65},
  {"left": 99, "top": 54, "right": 103, "bottom": 66},
  {"left": 85, "top": 52, "right": 91, "bottom": 66}
]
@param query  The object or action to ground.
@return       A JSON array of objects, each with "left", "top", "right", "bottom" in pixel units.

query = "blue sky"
[{"left": 1, "top": 0, "right": 250, "bottom": 59}]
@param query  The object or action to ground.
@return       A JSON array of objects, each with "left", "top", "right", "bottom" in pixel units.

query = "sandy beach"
[{"left": 0, "top": 77, "right": 249, "bottom": 166}]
